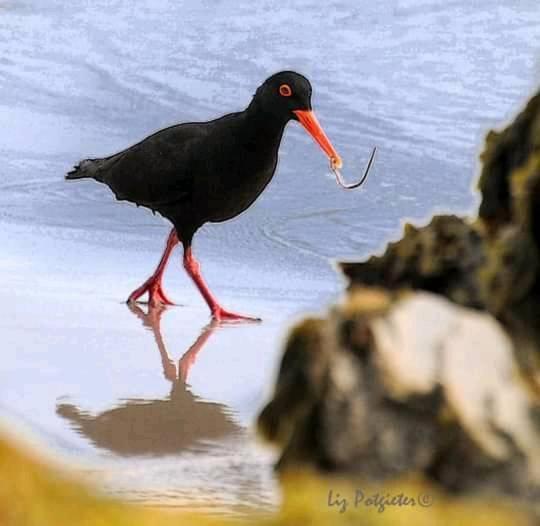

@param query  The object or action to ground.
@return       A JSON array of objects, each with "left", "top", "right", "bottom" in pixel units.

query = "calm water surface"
[{"left": 1, "top": 0, "right": 540, "bottom": 516}]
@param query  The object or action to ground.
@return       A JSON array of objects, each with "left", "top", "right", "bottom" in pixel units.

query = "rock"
[
  {"left": 340, "top": 215, "right": 486, "bottom": 310},
  {"left": 258, "top": 87, "right": 540, "bottom": 512},
  {"left": 476, "top": 91, "right": 540, "bottom": 369},
  {"left": 477, "top": 92, "right": 540, "bottom": 232},
  {"left": 259, "top": 290, "right": 540, "bottom": 503}
]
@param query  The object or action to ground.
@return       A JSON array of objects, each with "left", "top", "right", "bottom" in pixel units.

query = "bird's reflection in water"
[
  {"left": 56, "top": 304, "right": 240, "bottom": 456},
  {"left": 127, "top": 302, "right": 217, "bottom": 384}
]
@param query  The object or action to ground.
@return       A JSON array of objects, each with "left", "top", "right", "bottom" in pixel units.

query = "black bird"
[{"left": 66, "top": 71, "right": 375, "bottom": 321}]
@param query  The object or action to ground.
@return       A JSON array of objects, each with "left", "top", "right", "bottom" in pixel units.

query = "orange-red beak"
[{"left": 293, "top": 109, "right": 342, "bottom": 169}]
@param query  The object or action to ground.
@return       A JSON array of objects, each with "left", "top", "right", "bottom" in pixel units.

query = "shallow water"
[{"left": 1, "top": 0, "right": 540, "bottom": 516}]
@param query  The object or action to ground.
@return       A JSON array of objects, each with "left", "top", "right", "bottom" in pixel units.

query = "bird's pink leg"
[
  {"left": 183, "top": 247, "right": 261, "bottom": 322},
  {"left": 127, "top": 228, "right": 179, "bottom": 307}
]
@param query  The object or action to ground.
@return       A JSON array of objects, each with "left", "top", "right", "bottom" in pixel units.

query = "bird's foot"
[
  {"left": 127, "top": 276, "right": 175, "bottom": 307},
  {"left": 211, "top": 307, "right": 261, "bottom": 323}
]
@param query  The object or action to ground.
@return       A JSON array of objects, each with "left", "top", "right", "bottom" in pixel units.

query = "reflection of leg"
[
  {"left": 127, "top": 302, "right": 177, "bottom": 382},
  {"left": 182, "top": 245, "right": 261, "bottom": 322},
  {"left": 127, "top": 228, "right": 179, "bottom": 307},
  {"left": 178, "top": 320, "right": 219, "bottom": 383}
]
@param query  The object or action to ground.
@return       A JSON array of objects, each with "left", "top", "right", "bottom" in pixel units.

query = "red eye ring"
[{"left": 279, "top": 84, "right": 292, "bottom": 97}]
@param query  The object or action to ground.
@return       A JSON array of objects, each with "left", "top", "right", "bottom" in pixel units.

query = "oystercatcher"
[{"left": 66, "top": 71, "right": 375, "bottom": 321}]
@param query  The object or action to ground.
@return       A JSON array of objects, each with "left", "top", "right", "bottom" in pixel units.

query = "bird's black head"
[
  {"left": 252, "top": 70, "right": 342, "bottom": 169},
  {"left": 253, "top": 71, "right": 313, "bottom": 116}
]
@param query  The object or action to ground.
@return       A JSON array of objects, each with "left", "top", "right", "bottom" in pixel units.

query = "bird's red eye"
[{"left": 279, "top": 84, "right": 292, "bottom": 97}]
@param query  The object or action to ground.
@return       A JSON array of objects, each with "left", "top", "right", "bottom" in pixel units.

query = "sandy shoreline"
[{"left": 0, "top": 216, "right": 338, "bottom": 514}]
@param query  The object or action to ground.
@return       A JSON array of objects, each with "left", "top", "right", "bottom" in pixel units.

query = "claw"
[
  {"left": 127, "top": 276, "right": 175, "bottom": 307},
  {"left": 212, "top": 307, "right": 262, "bottom": 323}
]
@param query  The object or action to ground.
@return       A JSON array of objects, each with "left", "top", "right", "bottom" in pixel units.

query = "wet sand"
[{"left": 0, "top": 218, "right": 339, "bottom": 515}]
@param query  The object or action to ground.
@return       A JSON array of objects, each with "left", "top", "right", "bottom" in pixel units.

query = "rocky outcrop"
[
  {"left": 258, "top": 88, "right": 540, "bottom": 509},
  {"left": 259, "top": 291, "right": 540, "bottom": 499},
  {"left": 340, "top": 215, "right": 486, "bottom": 310}
]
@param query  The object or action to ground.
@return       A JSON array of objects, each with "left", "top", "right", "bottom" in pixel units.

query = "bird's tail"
[{"left": 65, "top": 158, "right": 101, "bottom": 180}]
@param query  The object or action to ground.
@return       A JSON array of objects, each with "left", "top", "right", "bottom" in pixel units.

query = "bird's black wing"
[{"left": 91, "top": 122, "right": 208, "bottom": 210}]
